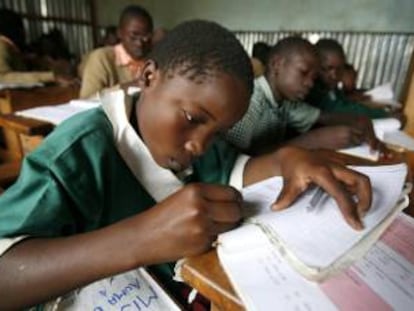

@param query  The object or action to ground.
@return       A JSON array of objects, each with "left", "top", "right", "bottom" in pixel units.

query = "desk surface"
[{"left": 180, "top": 150, "right": 414, "bottom": 311}]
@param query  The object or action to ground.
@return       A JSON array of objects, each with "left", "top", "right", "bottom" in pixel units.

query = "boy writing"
[
  {"left": 80, "top": 5, "right": 153, "bottom": 98},
  {"left": 225, "top": 36, "right": 383, "bottom": 155},
  {"left": 307, "top": 38, "right": 397, "bottom": 119},
  {"left": 0, "top": 21, "right": 371, "bottom": 310}
]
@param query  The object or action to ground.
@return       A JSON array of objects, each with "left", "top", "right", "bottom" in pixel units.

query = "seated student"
[
  {"left": 251, "top": 41, "right": 270, "bottom": 77},
  {"left": 152, "top": 26, "right": 168, "bottom": 47},
  {"left": 225, "top": 36, "right": 383, "bottom": 155},
  {"left": 306, "top": 38, "right": 391, "bottom": 119},
  {"left": 0, "top": 8, "right": 72, "bottom": 85},
  {"left": 27, "top": 29, "right": 77, "bottom": 80},
  {"left": 340, "top": 63, "right": 370, "bottom": 101},
  {"left": 99, "top": 25, "right": 120, "bottom": 47},
  {"left": 80, "top": 5, "right": 153, "bottom": 98},
  {"left": 0, "top": 20, "right": 371, "bottom": 310}
]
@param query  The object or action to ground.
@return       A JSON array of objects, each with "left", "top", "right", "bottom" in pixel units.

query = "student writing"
[
  {"left": 225, "top": 37, "right": 386, "bottom": 154},
  {"left": 0, "top": 20, "right": 372, "bottom": 310}
]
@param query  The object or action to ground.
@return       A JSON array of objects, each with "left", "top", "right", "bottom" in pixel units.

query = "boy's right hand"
[{"left": 143, "top": 183, "right": 242, "bottom": 261}]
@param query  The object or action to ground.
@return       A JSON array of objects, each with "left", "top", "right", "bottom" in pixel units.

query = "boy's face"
[
  {"left": 137, "top": 64, "right": 250, "bottom": 172},
  {"left": 118, "top": 16, "right": 152, "bottom": 60},
  {"left": 341, "top": 69, "right": 357, "bottom": 92},
  {"left": 270, "top": 52, "right": 318, "bottom": 101},
  {"left": 319, "top": 52, "right": 345, "bottom": 90}
]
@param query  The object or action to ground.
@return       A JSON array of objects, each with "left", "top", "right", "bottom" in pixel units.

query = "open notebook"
[
  {"left": 217, "top": 163, "right": 409, "bottom": 282},
  {"left": 15, "top": 99, "right": 100, "bottom": 125},
  {"left": 54, "top": 267, "right": 182, "bottom": 310},
  {"left": 218, "top": 212, "right": 414, "bottom": 311}
]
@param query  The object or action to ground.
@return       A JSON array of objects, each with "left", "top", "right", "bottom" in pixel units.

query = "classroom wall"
[{"left": 97, "top": 0, "right": 414, "bottom": 33}]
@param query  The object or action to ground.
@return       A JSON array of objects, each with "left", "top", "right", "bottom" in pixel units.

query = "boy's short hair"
[
  {"left": 149, "top": 20, "right": 254, "bottom": 96},
  {"left": 315, "top": 38, "right": 346, "bottom": 59},
  {"left": 252, "top": 41, "right": 271, "bottom": 64},
  {"left": 119, "top": 5, "right": 153, "bottom": 30},
  {"left": 268, "top": 36, "right": 316, "bottom": 62}
]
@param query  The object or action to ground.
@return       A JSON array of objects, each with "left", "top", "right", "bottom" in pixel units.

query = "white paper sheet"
[
  {"left": 15, "top": 99, "right": 101, "bottom": 125},
  {"left": 219, "top": 164, "right": 407, "bottom": 276}
]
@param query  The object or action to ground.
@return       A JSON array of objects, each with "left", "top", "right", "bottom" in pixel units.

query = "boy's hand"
[
  {"left": 354, "top": 116, "right": 393, "bottom": 159},
  {"left": 271, "top": 147, "right": 372, "bottom": 230},
  {"left": 147, "top": 184, "right": 242, "bottom": 261}
]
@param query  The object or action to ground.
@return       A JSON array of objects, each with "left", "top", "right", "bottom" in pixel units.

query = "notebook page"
[
  {"left": 217, "top": 214, "right": 414, "bottom": 311},
  {"left": 254, "top": 164, "right": 407, "bottom": 268}
]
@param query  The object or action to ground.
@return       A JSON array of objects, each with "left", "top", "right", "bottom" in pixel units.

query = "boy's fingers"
[
  {"left": 207, "top": 201, "right": 242, "bottom": 223},
  {"left": 200, "top": 184, "right": 242, "bottom": 203},
  {"left": 331, "top": 166, "right": 372, "bottom": 219},
  {"left": 305, "top": 166, "right": 365, "bottom": 230},
  {"left": 271, "top": 180, "right": 304, "bottom": 211}
]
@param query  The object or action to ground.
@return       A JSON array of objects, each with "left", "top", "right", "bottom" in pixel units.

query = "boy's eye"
[{"left": 184, "top": 110, "right": 198, "bottom": 124}]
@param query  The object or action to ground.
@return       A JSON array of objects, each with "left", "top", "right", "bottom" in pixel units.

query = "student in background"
[
  {"left": 27, "top": 29, "right": 77, "bottom": 80},
  {"left": 80, "top": 5, "right": 153, "bottom": 98},
  {"left": 340, "top": 63, "right": 369, "bottom": 101},
  {"left": 152, "top": 26, "right": 168, "bottom": 47},
  {"left": 251, "top": 41, "right": 270, "bottom": 77},
  {"left": 0, "top": 8, "right": 74, "bottom": 85},
  {"left": 99, "top": 25, "right": 120, "bottom": 47},
  {"left": 77, "top": 26, "right": 120, "bottom": 79},
  {"left": 0, "top": 20, "right": 371, "bottom": 310},
  {"left": 225, "top": 36, "right": 384, "bottom": 155},
  {"left": 307, "top": 38, "right": 392, "bottom": 119}
]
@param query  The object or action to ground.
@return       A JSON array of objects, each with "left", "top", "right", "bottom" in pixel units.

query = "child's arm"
[
  {"left": 284, "top": 125, "right": 364, "bottom": 150},
  {"left": 243, "top": 146, "right": 371, "bottom": 230},
  {"left": 0, "top": 183, "right": 242, "bottom": 309},
  {"left": 316, "top": 112, "right": 391, "bottom": 156}
]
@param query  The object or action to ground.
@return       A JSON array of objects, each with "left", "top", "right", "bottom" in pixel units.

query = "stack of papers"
[
  {"left": 15, "top": 99, "right": 101, "bottom": 125},
  {"left": 364, "top": 82, "right": 401, "bottom": 108},
  {"left": 0, "top": 82, "right": 44, "bottom": 90}
]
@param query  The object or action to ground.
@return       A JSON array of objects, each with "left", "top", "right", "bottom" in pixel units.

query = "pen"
[{"left": 307, "top": 187, "right": 325, "bottom": 212}]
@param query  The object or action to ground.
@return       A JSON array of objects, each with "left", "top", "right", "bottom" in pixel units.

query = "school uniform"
[
  {"left": 0, "top": 36, "right": 55, "bottom": 84},
  {"left": 0, "top": 90, "right": 249, "bottom": 310},
  {"left": 307, "top": 80, "right": 389, "bottom": 119},
  {"left": 225, "top": 76, "right": 320, "bottom": 153},
  {"left": 80, "top": 44, "right": 146, "bottom": 99}
]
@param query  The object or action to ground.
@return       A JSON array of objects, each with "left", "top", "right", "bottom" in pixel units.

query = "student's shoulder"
[
  {"left": 86, "top": 46, "right": 116, "bottom": 64},
  {"left": 31, "top": 108, "right": 114, "bottom": 163}
]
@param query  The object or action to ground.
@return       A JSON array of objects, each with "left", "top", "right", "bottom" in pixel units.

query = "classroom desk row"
[{"left": 1, "top": 108, "right": 414, "bottom": 311}]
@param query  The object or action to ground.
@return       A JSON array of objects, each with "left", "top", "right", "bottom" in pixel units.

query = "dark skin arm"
[
  {"left": 0, "top": 183, "right": 242, "bottom": 309},
  {"left": 285, "top": 125, "right": 366, "bottom": 150},
  {"left": 316, "top": 112, "right": 391, "bottom": 157},
  {"left": 0, "top": 146, "right": 371, "bottom": 309}
]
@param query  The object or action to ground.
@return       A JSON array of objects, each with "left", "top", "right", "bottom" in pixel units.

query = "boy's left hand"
[
  {"left": 271, "top": 147, "right": 372, "bottom": 230},
  {"left": 355, "top": 116, "right": 393, "bottom": 160}
]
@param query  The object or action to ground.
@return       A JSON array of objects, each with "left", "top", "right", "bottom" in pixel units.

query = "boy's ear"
[
  {"left": 138, "top": 60, "right": 159, "bottom": 88},
  {"left": 269, "top": 55, "right": 283, "bottom": 76}
]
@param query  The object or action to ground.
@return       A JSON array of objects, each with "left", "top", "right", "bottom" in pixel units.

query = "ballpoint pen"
[{"left": 307, "top": 187, "right": 325, "bottom": 212}]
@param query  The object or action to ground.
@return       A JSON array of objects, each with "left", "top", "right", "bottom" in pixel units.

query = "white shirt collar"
[
  {"left": 101, "top": 90, "right": 183, "bottom": 202},
  {"left": 256, "top": 76, "right": 279, "bottom": 108}
]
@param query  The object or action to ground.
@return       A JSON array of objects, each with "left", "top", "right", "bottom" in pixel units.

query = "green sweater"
[{"left": 307, "top": 81, "right": 389, "bottom": 119}]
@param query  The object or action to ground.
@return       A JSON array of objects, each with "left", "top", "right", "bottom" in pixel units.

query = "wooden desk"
[
  {"left": 180, "top": 150, "right": 414, "bottom": 311},
  {"left": 0, "top": 84, "right": 79, "bottom": 161}
]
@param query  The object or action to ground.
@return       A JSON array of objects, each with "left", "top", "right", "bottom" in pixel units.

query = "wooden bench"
[{"left": 0, "top": 84, "right": 79, "bottom": 162}]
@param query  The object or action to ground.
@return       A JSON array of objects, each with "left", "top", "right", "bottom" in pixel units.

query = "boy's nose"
[{"left": 184, "top": 133, "right": 212, "bottom": 157}]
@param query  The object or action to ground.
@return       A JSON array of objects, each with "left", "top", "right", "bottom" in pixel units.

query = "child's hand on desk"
[
  {"left": 137, "top": 183, "right": 242, "bottom": 262},
  {"left": 271, "top": 147, "right": 372, "bottom": 230}
]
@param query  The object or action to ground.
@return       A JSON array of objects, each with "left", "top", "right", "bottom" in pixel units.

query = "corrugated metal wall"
[
  {"left": 0, "top": 0, "right": 94, "bottom": 58},
  {"left": 235, "top": 31, "right": 414, "bottom": 99}
]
